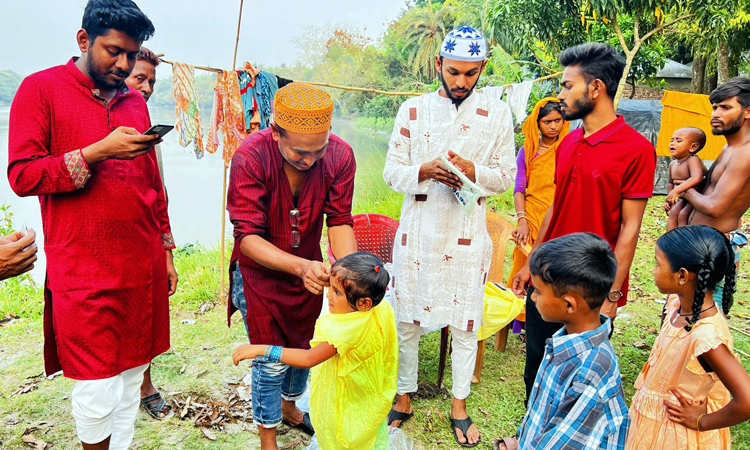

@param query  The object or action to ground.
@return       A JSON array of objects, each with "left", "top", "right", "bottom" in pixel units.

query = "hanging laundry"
[
  {"left": 276, "top": 75, "right": 294, "bottom": 89},
  {"left": 207, "top": 70, "right": 247, "bottom": 166},
  {"left": 255, "top": 71, "right": 279, "bottom": 130},
  {"left": 505, "top": 80, "right": 534, "bottom": 124},
  {"left": 242, "top": 62, "right": 261, "bottom": 85},
  {"left": 238, "top": 71, "right": 259, "bottom": 133},
  {"left": 480, "top": 85, "right": 505, "bottom": 103},
  {"left": 172, "top": 62, "right": 205, "bottom": 159}
]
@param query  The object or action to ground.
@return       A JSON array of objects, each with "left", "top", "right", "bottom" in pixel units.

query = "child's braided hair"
[
  {"left": 686, "top": 260, "right": 713, "bottom": 331},
  {"left": 721, "top": 239, "right": 738, "bottom": 316},
  {"left": 656, "top": 225, "right": 735, "bottom": 332}
]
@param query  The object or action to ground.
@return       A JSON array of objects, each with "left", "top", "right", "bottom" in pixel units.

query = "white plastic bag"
[
  {"left": 303, "top": 427, "right": 413, "bottom": 450},
  {"left": 440, "top": 155, "right": 484, "bottom": 217}
]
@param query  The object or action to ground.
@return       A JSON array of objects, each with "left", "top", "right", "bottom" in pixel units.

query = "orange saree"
[{"left": 507, "top": 98, "right": 570, "bottom": 299}]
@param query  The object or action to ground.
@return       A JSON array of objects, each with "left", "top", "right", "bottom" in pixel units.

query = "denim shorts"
[
  {"left": 231, "top": 264, "right": 309, "bottom": 427},
  {"left": 713, "top": 231, "right": 746, "bottom": 311}
]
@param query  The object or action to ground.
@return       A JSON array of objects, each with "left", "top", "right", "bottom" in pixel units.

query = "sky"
[{"left": 0, "top": 0, "right": 409, "bottom": 77}]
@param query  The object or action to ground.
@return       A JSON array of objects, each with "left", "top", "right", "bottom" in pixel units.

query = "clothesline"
[
  {"left": 160, "top": 47, "right": 561, "bottom": 298},
  {"left": 158, "top": 57, "right": 562, "bottom": 97}
]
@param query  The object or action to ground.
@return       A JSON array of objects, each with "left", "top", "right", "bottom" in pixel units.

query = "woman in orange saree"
[{"left": 507, "top": 98, "right": 570, "bottom": 330}]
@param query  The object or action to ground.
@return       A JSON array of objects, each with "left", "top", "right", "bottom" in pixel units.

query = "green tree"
[
  {"left": 396, "top": 2, "right": 454, "bottom": 82},
  {"left": 678, "top": 0, "right": 750, "bottom": 90},
  {"left": 582, "top": 0, "right": 695, "bottom": 106},
  {"left": 484, "top": 0, "right": 696, "bottom": 107},
  {"left": 0, "top": 69, "right": 23, "bottom": 105},
  {"left": 588, "top": 16, "right": 670, "bottom": 95},
  {"left": 484, "top": 0, "right": 585, "bottom": 59}
]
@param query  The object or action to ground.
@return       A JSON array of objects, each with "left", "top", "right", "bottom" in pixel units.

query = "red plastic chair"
[{"left": 327, "top": 213, "right": 399, "bottom": 264}]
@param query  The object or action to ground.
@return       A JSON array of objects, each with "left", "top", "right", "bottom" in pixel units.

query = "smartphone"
[{"left": 143, "top": 124, "right": 174, "bottom": 139}]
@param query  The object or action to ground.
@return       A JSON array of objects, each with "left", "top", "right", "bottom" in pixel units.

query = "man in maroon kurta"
[
  {"left": 7, "top": 2, "right": 176, "bottom": 449},
  {"left": 227, "top": 83, "right": 357, "bottom": 450}
]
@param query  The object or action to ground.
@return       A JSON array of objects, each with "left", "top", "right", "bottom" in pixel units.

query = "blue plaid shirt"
[{"left": 518, "top": 317, "right": 629, "bottom": 449}]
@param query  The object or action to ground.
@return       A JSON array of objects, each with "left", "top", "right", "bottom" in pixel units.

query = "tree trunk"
[
  {"left": 704, "top": 70, "right": 718, "bottom": 95},
  {"left": 729, "top": 51, "right": 740, "bottom": 79},
  {"left": 691, "top": 56, "right": 706, "bottom": 94},
  {"left": 717, "top": 40, "right": 730, "bottom": 84},
  {"left": 614, "top": 51, "right": 637, "bottom": 110}
]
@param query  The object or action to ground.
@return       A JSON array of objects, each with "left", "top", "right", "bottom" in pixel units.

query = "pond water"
[{"left": 0, "top": 105, "right": 390, "bottom": 281}]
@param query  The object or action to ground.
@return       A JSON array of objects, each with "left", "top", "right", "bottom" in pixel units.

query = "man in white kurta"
[{"left": 383, "top": 27, "right": 516, "bottom": 447}]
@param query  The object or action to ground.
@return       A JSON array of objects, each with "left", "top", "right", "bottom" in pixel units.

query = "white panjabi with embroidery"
[{"left": 383, "top": 88, "right": 516, "bottom": 330}]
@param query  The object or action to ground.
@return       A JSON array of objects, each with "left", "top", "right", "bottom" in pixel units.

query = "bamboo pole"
[
  {"left": 305, "top": 81, "right": 426, "bottom": 97},
  {"left": 158, "top": 57, "right": 562, "bottom": 97},
  {"left": 220, "top": 0, "right": 245, "bottom": 303},
  {"left": 159, "top": 58, "right": 222, "bottom": 74}
]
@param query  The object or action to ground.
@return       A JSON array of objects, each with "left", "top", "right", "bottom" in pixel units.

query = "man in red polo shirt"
[
  {"left": 8, "top": 1, "right": 176, "bottom": 448},
  {"left": 511, "top": 43, "right": 656, "bottom": 400}
]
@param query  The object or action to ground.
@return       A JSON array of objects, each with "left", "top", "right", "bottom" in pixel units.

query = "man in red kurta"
[
  {"left": 7, "top": 2, "right": 177, "bottom": 449},
  {"left": 227, "top": 83, "right": 357, "bottom": 450}
]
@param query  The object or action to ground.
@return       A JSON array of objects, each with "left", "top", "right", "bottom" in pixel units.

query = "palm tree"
[{"left": 397, "top": 2, "right": 454, "bottom": 81}]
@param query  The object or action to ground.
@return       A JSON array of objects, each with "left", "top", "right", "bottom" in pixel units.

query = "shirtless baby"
[{"left": 664, "top": 127, "right": 707, "bottom": 230}]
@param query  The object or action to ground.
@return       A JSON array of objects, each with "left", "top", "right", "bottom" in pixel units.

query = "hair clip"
[{"left": 374, "top": 265, "right": 381, "bottom": 273}]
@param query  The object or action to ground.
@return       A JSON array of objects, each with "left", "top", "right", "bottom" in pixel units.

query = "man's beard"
[
  {"left": 440, "top": 72, "right": 478, "bottom": 106},
  {"left": 561, "top": 92, "right": 595, "bottom": 121},
  {"left": 712, "top": 112, "right": 745, "bottom": 136},
  {"left": 87, "top": 54, "right": 128, "bottom": 90}
]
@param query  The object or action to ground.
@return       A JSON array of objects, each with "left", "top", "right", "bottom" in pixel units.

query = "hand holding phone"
[
  {"left": 143, "top": 124, "right": 174, "bottom": 139},
  {"left": 82, "top": 126, "right": 165, "bottom": 164}
]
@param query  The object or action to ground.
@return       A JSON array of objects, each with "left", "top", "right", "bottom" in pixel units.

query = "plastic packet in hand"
[
  {"left": 383, "top": 263, "right": 395, "bottom": 307},
  {"left": 440, "top": 154, "right": 484, "bottom": 216}
]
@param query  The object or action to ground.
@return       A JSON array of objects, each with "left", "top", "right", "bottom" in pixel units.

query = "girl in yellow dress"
[
  {"left": 626, "top": 225, "right": 750, "bottom": 449},
  {"left": 233, "top": 252, "right": 398, "bottom": 449}
]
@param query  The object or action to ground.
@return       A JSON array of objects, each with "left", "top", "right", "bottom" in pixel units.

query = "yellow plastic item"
[
  {"left": 309, "top": 302, "right": 398, "bottom": 450},
  {"left": 477, "top": 282, "right": 524, "bottom": 341}
]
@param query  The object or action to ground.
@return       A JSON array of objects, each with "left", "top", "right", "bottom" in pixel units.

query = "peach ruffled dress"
[{"left": 626, "top": 296, "right": 734, "bottom": 449}]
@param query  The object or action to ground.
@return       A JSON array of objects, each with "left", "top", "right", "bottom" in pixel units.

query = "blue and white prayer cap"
[{"left": 440, "top": 26, "right": 487, "bottom": 62}]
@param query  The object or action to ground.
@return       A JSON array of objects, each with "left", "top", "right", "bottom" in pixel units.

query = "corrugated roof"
[{"left": 657, "top": 60, "right": 693, "bottom": 79}]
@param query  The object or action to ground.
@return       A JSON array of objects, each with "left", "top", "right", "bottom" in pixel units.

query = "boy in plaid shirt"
[{"left": 495, "top": 233, "right": 630, "bottom": 450}]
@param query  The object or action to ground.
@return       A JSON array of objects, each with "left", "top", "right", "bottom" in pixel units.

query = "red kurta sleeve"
[
  {"left": 8, "top": 78, "right": 92, "bottom": 196},
  {"left": 324, "top": 147, "right": 355, "bottom": 228},
  {"left": 147, "top": 150, "right": 175, "bottom": 249},
  {"left": 227, "top": 150, "right": 269, "bottom": 241}
]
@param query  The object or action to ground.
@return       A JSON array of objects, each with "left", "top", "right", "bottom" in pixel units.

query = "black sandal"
[
  {"left": 450, "top": 414, "right": 481, "bottom": 448},
  {"left": 283, "top": 412, "right": 315, "bottom": 435},
  {"left": 387, "top": 408, "right": 414, "bottom": 428},
  {"left": 140, "top": 392, "right": 174, "bottom": 420}
]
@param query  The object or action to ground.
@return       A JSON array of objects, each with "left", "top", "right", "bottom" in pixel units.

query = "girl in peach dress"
[{"left": 626, "top": 225, "right": 750, "bottom": 449}]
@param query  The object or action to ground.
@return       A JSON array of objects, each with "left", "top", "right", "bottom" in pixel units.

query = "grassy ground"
[{"left": 1, "top": 193, "right": 749, "bottom": 449}]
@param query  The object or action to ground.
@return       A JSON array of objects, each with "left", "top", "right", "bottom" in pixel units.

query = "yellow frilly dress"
[
  {"left": 626, "top": 296, "right": 734, "bottom": 450},
  {"left": 309, "top": 301, "right": 398, "bottom": 449}
]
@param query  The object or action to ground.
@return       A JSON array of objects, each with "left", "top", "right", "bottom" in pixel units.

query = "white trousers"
[
  {"left": 71, "top": 363, "right": 149, "bottom": 449},
  {"left": 397, "top": 322, "right": 478, "bottom": 400}
]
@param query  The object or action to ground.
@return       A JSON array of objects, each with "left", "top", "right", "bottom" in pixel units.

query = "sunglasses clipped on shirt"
[{"left": 290, "top": 208, "right": 300, "bottom": 248}]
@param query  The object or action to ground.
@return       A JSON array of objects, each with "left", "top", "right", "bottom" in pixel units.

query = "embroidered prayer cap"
[
  {"left": 273, "top": 82, "right": 334, "bottom": 134},
  {"left": 440, "top": 26, "right": 487, "bottom": 62}
]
